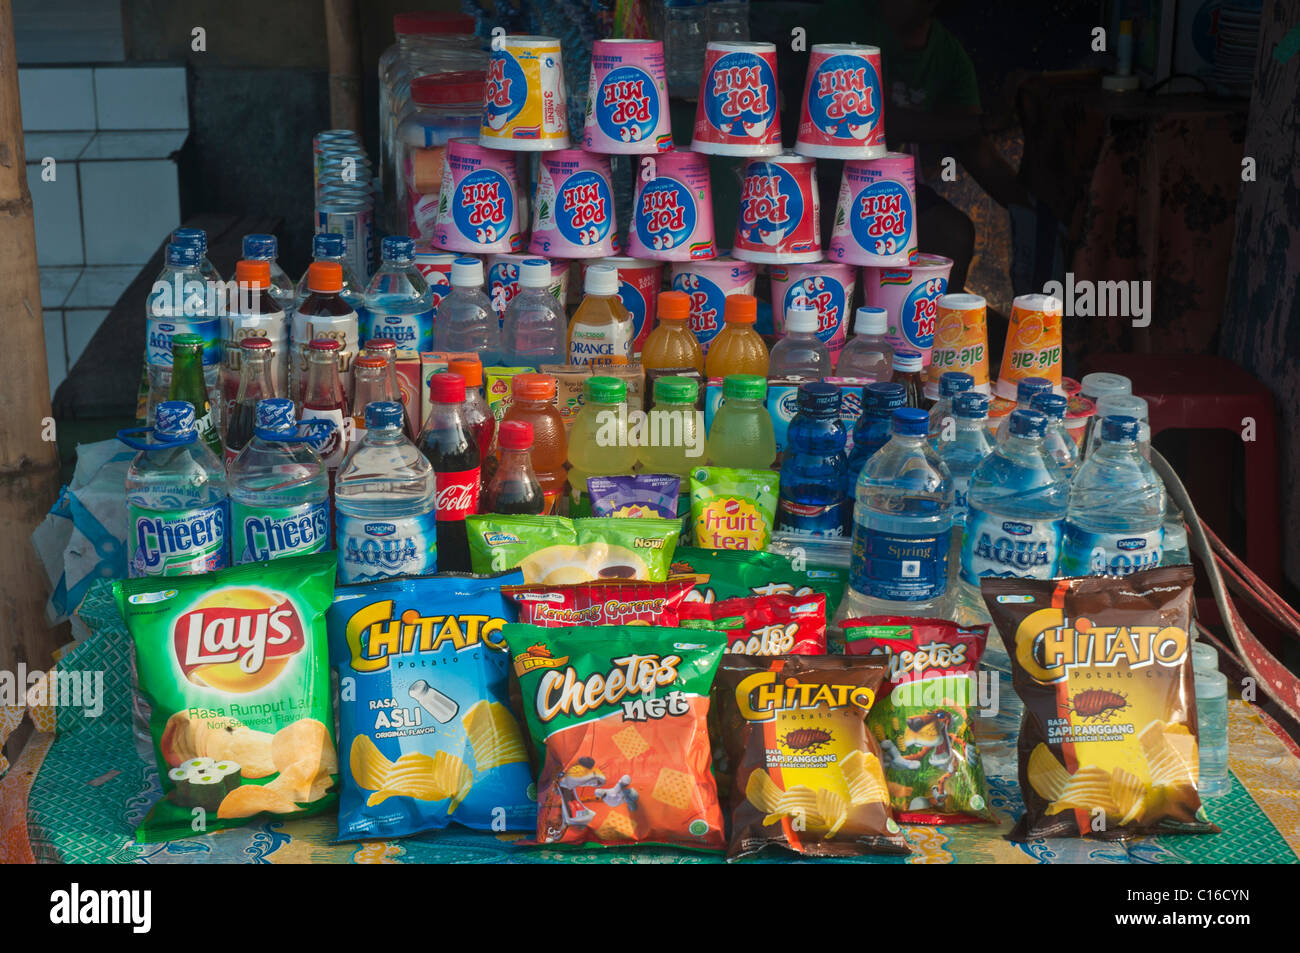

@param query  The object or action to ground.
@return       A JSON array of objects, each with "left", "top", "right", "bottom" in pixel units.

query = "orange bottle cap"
[
  {"left": 657, "top": 290, "right": 690, "bottom": 321},
  {"left": 725, "top": 294, "right": 757, "bottom": 324},
  {"left": 512, "top": 372, "right": 557, "bottom": 400},
  {"left": 235, "top": 259, "right": 271, "bottom": 288},
  {"left": 449, "top": 357, "right": 483, "bottom": 386},
  {"left": 307, "top": 261, "right": 343, "bottom": 293}
]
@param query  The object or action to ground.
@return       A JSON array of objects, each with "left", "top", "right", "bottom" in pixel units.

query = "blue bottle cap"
[
  {"left": 1031, "top": 393, "right": 1067, "bottom": 420},
  {"left": 953, "top": 392, "right": 989, "bottom": 419},
  {"left": 256, "top": 398, "right": 296, "bottom": 434},
  {"left": 382, "top": 236, "right": 415, "bottom": 262},
  {"left": 313, "top": 232, "right": 346, "bottom": 258},
  {"left": 1016, "top": 376, "right": 1053, "bottom": 403},
  {"left": 1102, "top": 414, "right": 1141, "bottom": 442},
  {"left": 155, "top": 401, "right": 196, "bottom": 438},
  {"left": 171, "top": 227, "right": 207, "bottom": 252},
  {"left": 939, "top": 371, "right": 975, "bottom": 398},
  {"left": 864, "top": 381, "right": 907, "bottom": 412},
  {"left": 165, "top": 242, "right": 201, "bottom": 267},
  {"left": 365, "top": 401, "right": 404, "bottom": 430},
  {"left": 891, "top": 407, "right": 929, "bottom": 436},
  {"left": 797, "top": 381, "right": 841, "bottom": 416},
  {"left": 1009, "top": 408, "right": 1048, "bottom": 438},
  {"left": 243, "top": 233, "right": 278, "bottom": 259}
]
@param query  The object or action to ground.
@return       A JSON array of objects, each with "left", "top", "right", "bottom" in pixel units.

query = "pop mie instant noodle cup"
[
  {"left": 630, "top": 150, "right": 717, "bottom": 261},
  {"left": 692, "top": 41, "right": 782, "bottom": 156},
  {"left": 479, "top": 35, "right": 569, "bottom": 150},
  {"left": 862, "top": 253, "right": 953, "bottom": 364},
  {"left": 671, "top": 257, "right": 757, "bottom": 352},
  {"left": 926, "top": 292, "right": 991, "bottom": 397},
  {"left": 996, "top": 293, "right": 1064, "bottom": 398},
  {"left": 796, "top": 44, "right": 887, "bottom": 159},
  {"left": 530, "top": 149, "right": 618, "bottom": 257},
  {"left": 769, "top": 261, "right": 856, "bottom": 358},
  {"left": 829, "top": 152, "right": 917, "bottom": 267},
  {"left": 582, "top": 256, "right": 663, "bottom": 356},
  {"left": 583, "top": 38, "right": 674, "bottom": 154},
  {"left": 430, "top": 139, "right": 527, "bottom": 254},
  {"left": 488, "top": 253, "right": 570, "bottom": 322},
  {"left": 732, "top": 152, "right": 821, "bottom": 264}
]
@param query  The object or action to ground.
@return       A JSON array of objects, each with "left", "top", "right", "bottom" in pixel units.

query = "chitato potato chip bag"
[
  {"left": 328, "top": 572, "right": 535, "bottom": 840},
  {"left": 715, "top": 655, "right": 909, "bottom": 859},
  {"left": 843, "top": 617, "right": 996, "bottom": 824},
  {"left": 113, "top": 551, "right": 339, "bottom": 842},
  {"left": 982, "top": 566, "right": 1218, "bottom": 841},
  {"left": 678, "top": 594, "right": 827, "bottom": 655},
  {"left": 503, "top": 623, "right": 728, "bottom": 851},
  {"left": 503, "top": 577, "right": 699, "bottom": 627}
]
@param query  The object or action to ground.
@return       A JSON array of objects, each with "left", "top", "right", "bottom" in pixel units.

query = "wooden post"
[
  {"left": 0, "top": 0, "right": 64, "bottom": 676},
  {"left": 324, "top": 0, "right": 363, "bottom": 132}
]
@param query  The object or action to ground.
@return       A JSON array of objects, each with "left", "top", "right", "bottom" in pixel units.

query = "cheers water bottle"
[{"left": 417, "top": 372, "right": 481, "bottom": 572}]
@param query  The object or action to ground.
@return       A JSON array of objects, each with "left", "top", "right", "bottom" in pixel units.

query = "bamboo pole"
[
  {"left": 324, "top": 0, "right": 363, "bottom": 132},
  {"left": 0, "top": 0, "right": 63, "bottom": 675}
]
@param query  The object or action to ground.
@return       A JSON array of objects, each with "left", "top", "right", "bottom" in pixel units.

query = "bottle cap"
[
  {"left": 1095, "top": 393, "right": 1149, "bottom": 422},
  {"left": 1191, "top": 640, "right": 1217, "bottom": 673},
  {"left": 165, "top": 242, "right": 201, "bottom": 267},
  {"left": 364, "top": 338, "right": 397, "bottom": 354},
  {"left": 785, "top": 306, "right": 818, "bottom": 334},
  {"left": 171, "top": 332, "right": 204, "bottom": 350},
  {"left": 519, "top": 258, "right": 552, "bottom": 288},
  {"left": 451, "top": 256, "right": 484, "bottom": 286},
  {"left": 892, "top": 350, "right": 923, "bottom": 373},
  {"left": 585, "top": 375, "right": 626, "bottom": 404},
  {"left": 393, "top": 11, "right": 475, "bottom": 35},
  {"left": 654, "top": 375, "right": 699, "bottom": 405},
  {"left": 382, "top": 236, "right": 415, "bottom": 263},
  {"left": 1016, "top": 376, "right": 1053, "bottom": 403},
  {"left": 891, "top": 407, "right": 928, "bottom": 436},
  {"left": 307, "top": 261, "right": 343, "bottom": 293},
  {"left": 429, "top": 372, "right": 466, "bottom": 404},
  {"left": 365, "top": 401, "right": 404, "bottom": 430},
  {"left": 953, "top": 392, "right": 989, "bottom": 419},
  {"left": 513, "top": 373, "right": 557, "bottom": 401},
  {"left": 722, "top": 374, "right": 767, "bottom": 401},
  {"left": 864, "top": 381, "right": 906, "bottom": 411},
  {"left": 1194, "top": 668, "right": 1227, "bottom": 699},
  {"left": 242, "top": 233, "right": 278, "bottom": 260},
  {"left": 239, "top": 337, "right": 272, "bottom": 352},
  {"left": 353, "top": 355, "right": 386, "bottom": 370},
  {"left": 498, "top": 419, "right": 535, "bottom": 451},
  {"left": 309, "top": 337, "right": 341, "bottom": 351},
  {"left": 235, "top": 259, "right": 271, "bottom": 288},
  {"left": 798, "top": 381, "right": 841, "bottom": 415},
  {"left": 411, "top": 70, "right": 487, "bottom": 107},
  {"left": 1030, "top": 392, "right": 1068, "bottom": 421},
  {"left": 938, "top": 371, "right": 975, "bottom": 398},
  {"left": 1079, "top": 371, "right": 1132, "bottom": 402},
  {"left": 256, "top": 398, "right": 296, "bottom": 433},
  {"left": 171, "top": 227, "right": 207, "bottom": 253},
  {"left": 726, "top": 294, "right": 757, "bottom": 325},
  {"left": 313, "top": 232, "right": 346, "bottom": 258},
  {"left": 1009, "top": 408, "right": 1048, "bottom": 438},
  {"left": 1101, "top": 414, "right": 1140, "bottom": 442},
  {"left": 155, "top": 401, "right": 196, "bottom": 437},
  {"left": 449, "top": 357, "right": 483, "bottom": 387},
  {"left": 853, "top": 306, "right": 887, "bottom": 335},
  {"left": 584, "top": 263, "right": 619, "bottom": 296},
  {"left": 657, "top": 290, "right": 691, "bottom": 321}
]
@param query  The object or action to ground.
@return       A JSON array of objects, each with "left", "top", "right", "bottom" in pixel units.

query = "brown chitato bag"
[{"left": 982, "top": 566, "right": 1219, "bottom": 841}]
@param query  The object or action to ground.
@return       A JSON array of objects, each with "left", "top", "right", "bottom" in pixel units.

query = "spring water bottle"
[
  {"left": 365, "top": 236, "right": 434, "bottom": 354},
  {"left": 927, "top": 371, "right": 974, "bottom": 446},
  {"left": 961, "top": 409, "right": 1068, "bottom": 589},
  {"left": 227, "top": 399, "right": 330, "bottom": 563},
  {"left": 433, "top": 256, "right": 501, "bottom": 364},
  {"left": 1061, "top": 415, "right": 1166, "bottom": 576},
  {"left": 501, "top": 258, "right": 567, "bottom": 366},
  {"left": 336, "top": 400, "right": 439, "bottom": 582},
  {"left": 122, "top": 401, "right": 228, "bottom": 578},
  {"left": 775, "top": 382, "right": 849, "bottom": 537},
  {"left": 938, "top": 392, "right": 994, "bottom": 531},
  {"left": 844, "top": 408, "right": 953, "bottom": 617},
  {"left": 845, "top": 381, "right": 906, "bottom": 498},
  {"left": 1030, "top": 392, "right": 1080, "bottom": 477}
]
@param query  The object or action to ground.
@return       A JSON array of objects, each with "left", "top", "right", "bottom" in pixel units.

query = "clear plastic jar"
[{"left": 396, "top": 72, "right": 484, "bottom": 239}]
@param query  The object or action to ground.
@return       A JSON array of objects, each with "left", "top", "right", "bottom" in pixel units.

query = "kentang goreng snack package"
[
  {"left": 503, "top": 623, "right": 728, "bottom": 851},
  {"left": 843, "top": 617, "right": 997, "bottom": 825},
  {"left": 328, "top": 572, "right": 535, "bottom": 840},
  {"left": 502, "top": 577, "right": 700, "bottom": 627},
  {"left": 113, "top": 550, "right": 339, "bottom": 842},
  {"left": 678, "top": 594, "right": 827, "bottom": 655},
  {"left": 466, "top": 514, "right": 681, "bottom": 583},
  {"left": 982, "top": 566, "right": 1219, "bottom": 841},
  {"left": 671, "top": 547, "right": 848, "bottom": 624},
  {"left": 715, "top": 654, "right": 910, "bottom": 859}
]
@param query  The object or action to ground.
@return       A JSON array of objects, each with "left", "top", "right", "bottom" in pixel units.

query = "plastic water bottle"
[
  {"left": 1163, "top": 518, "right": 1191, "bottom": 565},
  {"left": 845, "top": 381, "right": 906, "bottom": 498},
  {"left": 433, "top": 256, "right": 500, "bottom": 364},
  {"left": 243, "top": 234, "right": 297, "bottom": 316},
  {"left": 937, "top": 392, "right": 993, "bottom": 530},
  {"left": 845, "top": 408, "right": 953, "bottom": 616},
  {"left": 1030, "top": 392, "right": 1080, "bottom": 477},
  {"left": 1061, "top": 415, "right": 1166, "bottom": 577},
  {"left": 1195, "top": 668, "right": 1230, "bottom": 797},
  {"left": 122, "top": 401, "right": 228, "bottom": 578},
  {"left": 995, "top": 376, "right": 1053, "bottom": 443},
  {"left": 227, "top": 398, "right": 331, "bottom": 564},
  {"left": 769, "top": 306, "right": 831, "bottom": 381},
  {"left": 775, "top": 382, "right": 849, "bottom": 537},
  {"left": 501, "top": 258, "right": 567, "bottom": 366},
  {"left": 145, "top": 243, "right": 221, "bottom": 425},
  {"left": 170, "top": 227, "right": 222, "bottom": 282},
  {"left": 1090, "top": 394, "right": 1152, "bottom": 460},
  {"left": 336, "top": 400, "right": 438, "bottom": 582},
  {"left": 365, "top": 236, "right": 434, "bottom": 354},
  {"left": 1078, "top": 372, "right": 1131, "bottom": 457},
  {"left": 835, "top": 306, "right": 893, "bottom": 382},
  {"left": 961, "top": 409, "right": 1069, "bottom": 586},
  {"left": 927, "top": 371, "right": 975, "bottom": 446},
  {"left": 295, "top": 232, "right": 368, "bottom": 336}
]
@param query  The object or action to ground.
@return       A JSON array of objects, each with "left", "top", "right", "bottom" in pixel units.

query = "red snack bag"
[
  {"left": 677, "top": 594, "right": 826, "bottom": 655},
  {"left": 501, "top": 577, "right": 699, "bottom": 627}
]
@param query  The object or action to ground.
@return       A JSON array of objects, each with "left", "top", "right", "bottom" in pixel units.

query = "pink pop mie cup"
[
  {"left": 529, "top": 149, "right": 618, "bottom": 258},
  {"left": 583, "top": 39, "right": 674, "bottom": 154},
  {"left": 861, "top": 253, "right": 953, "bottom": 366},
  {"left": 582, "top": 257, "right": 663, "bottom": 356},
  {"left": 769, "top": 261, "right": 856, "bottom": 361},
  {"left": 629, "top": 150, "right": 717, "bottom": 261},
  {"left": 670, "top": 257, "right": 757, "bottom": 352},
  {"left": 828, "top": 152, "right": 917, "bottom": 266},
  {"left": 795, "top": 44, "right": 887, "bottom": 159},
  {"left": 691, "top": 41, "right": 782, "bottom": 157},
  {"left": 430, "top": 138, "right": 527, "bottom": 254},
  {"left": 732, "top": 152, "right": 821, "bottom": 265}
]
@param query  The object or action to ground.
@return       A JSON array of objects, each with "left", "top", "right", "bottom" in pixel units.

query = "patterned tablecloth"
[{"left": 2, "top": 580, "right": 1297, "bottom": 865}]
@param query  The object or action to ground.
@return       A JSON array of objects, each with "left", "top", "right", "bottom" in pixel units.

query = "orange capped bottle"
[
  {"left": 500, "top": 373, "right": 568, "bottom": 513},
  {"left": 641, "top": 290, "right": 704, "bottom": 374},
  {"left": 705, "top": 293, "right": 769, "bottom": 378}
]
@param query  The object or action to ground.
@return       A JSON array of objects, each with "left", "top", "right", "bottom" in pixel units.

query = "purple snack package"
[{"left": 587, "top": 474, "right": 682, "bottom": 519}]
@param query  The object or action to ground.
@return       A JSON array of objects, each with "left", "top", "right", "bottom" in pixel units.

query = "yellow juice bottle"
[
  {"left": 567, "top": 376, "right": 637, "bottom": 504},
  {"left": 566, "top": 263, "right": 633, "bottom": 366}
]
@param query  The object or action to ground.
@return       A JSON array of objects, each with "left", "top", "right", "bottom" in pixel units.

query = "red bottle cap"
[
  {"left": 309, "top": 338, "right": 341, "bottom": 351},
  {"left": 239, "top": 337, "right": 272, "bottom": 350},
  {"left": 498, "top": 419, "right": 534, "bottom": 451},
  {"left": 429, "top": 372, "right": 466, "bottom": 403},
  {"left": 364, "top": 338, "right": 397, "bottom": 352}
]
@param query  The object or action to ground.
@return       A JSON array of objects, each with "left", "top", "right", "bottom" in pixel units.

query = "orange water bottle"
[
  {"left": 566, "top": 264, "right": 633, "bottom": 366},
  {"left": 705, "top": 294, "right": 769, "bottom": 378}
]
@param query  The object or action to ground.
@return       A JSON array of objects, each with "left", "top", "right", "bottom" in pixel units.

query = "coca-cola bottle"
[
  {"left": 417, "top": 372, "right": 480, "bottom": 572},
  {"left": 301, "top": 337, "right": 353, "bottom": 479}
]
